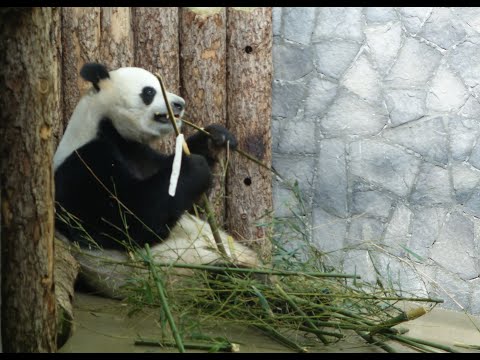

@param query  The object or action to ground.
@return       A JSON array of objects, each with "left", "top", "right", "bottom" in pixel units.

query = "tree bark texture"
[
  {"left": 61, "top": 7, "right": 134, "bottom": 137},
  {"left": 100, "top": 7, "right": 134, "bottom": 70},
  {"left": 225, "top": 7, "right": 273, "bottom": 260},
  {"left": 54, "top": 235, "right": 79, "bottom": 349},
  {"left": 133, "top": 7, "right": 180, "bottom": 93},
  {"left": 0, "top": 148, "right": 2, "bottom": 353},
  {"left": 0, "top": 7, "right": 60, "bottom": 352},
  {"left": 61, "top": 7, "right": 101, "bottom": 135},
  {"left": 179, "top": 7, "right": 228, "bottom": 224},
  {"left": 132, "top": 7, "right": 180, "bottom": 154}
]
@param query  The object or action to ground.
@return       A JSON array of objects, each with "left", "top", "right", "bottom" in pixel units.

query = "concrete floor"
[{"left": 59, "top": 292, "right": 480, "bottom": 353}]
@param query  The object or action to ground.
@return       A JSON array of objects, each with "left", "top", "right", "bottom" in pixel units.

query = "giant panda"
[{"left": 54, "top": 63, "right": 260, "bottom": 299}]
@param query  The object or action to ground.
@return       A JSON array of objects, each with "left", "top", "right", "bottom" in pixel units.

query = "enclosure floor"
[{"left": 59, "top": 292, "right": 480, "bottom": 353}]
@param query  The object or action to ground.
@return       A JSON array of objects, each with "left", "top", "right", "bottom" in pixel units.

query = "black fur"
[
  {"left": 187, "top": 124, "right": 238, "bottom": 167},
  {"left": 140, "top": 86, "right": 156, "bottom": 106},
  {"left": 55, "top": 119, "right": 235, "bottom": 251},
  {"left": 80, "top": 63, "right": 110, "bottom": 91}
]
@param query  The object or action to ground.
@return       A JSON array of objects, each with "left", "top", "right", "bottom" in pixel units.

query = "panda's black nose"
[{"left": 171, "top": 101, "right": 184, "bottom": 115}]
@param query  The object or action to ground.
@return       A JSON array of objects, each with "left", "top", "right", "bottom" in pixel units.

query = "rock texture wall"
[{"left": 272, "top": 7, "right": 480, "bottom": 314}]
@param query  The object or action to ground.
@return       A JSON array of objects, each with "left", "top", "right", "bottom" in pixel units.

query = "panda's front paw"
[
  {"left": 184, "top": 154, "right": 213, "bottom": 191},
  {"left": 204, "top": 124, "right": 238, "bottom": 150}
]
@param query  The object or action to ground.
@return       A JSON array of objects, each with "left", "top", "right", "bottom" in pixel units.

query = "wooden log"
[
  {"left": 225, "top": 7, "right": 273, "bottom": 259},
  {"left": 0, "top": 7, "right": 61, "bottom": 352},
  {"left": 0, "top": 120, "right": 2, "bottom": 354},
  {"left": 133, "top": 7, "right": 180, "bottom": 93},
  {"left": 100, "top": 7, "right": 134, "bottom": 69},
  {"left": 179, "top": 7, "right": 228, "bottom": 223},
  {"left": 132, "top": 7, "right": 180, "bottom": 154},
  {"left": 61, "top": 7, "right": 101, "bottom": 134},
  {"left": 54, "top": 235, "right": 80, "bottom": 349}
]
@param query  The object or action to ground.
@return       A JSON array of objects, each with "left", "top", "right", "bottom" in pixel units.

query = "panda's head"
[
  {"left": 81, "top": 63, "right": 185, "bottom": 142},
  {"left": 53, "top": 63, "right": 186, "bottom": 170}
]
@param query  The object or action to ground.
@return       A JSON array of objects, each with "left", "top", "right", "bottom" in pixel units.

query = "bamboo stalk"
[
  {"left": 368, "top": 307, "right": 426, "bottom": 336},
  {"left": 275, "top": 284, "right": 329, "bottom": 345},
  {"left": 251, "top": 285, "right": 274, "bottom": 317},
  {"left": 254, "top": 325, "right": 308, "bottom": 353},
  {"left": 149, "top": 262, "right": 361, "bottom": 278},
  {"left": 286, "top": 297, "right": 411, "bottom": 336},
  {"left": 386, "top": 334, "right": 440, "bottom": 353},
  {"left": 386, "top": 334, "right": 460, "bottom": 353},
  {"left": 252, "top": 283, "right": 309, "bottom": 353},
  {"left": 298, "top": 326, "right": 344, "bottom": 339},
  {"left": 144, "top": 244, "right": 185, "bottom": 353},
  {"left": 155, "top": 73, "right": 228, "bottom": 258},
  {"left": 356, "top": 331, "right": 397, "bottom": 353},
  {"left": 134, "top": 338, "right": 239, "bottom": 352},
  {"left": 454, "top": 342, "right": 480, "bottom": 350},
  {"left": 287, "top": 293, "right": 444, "bottom": 303},
  {"left": 92, "top": 256, "right": 361, "bottom": 279}
]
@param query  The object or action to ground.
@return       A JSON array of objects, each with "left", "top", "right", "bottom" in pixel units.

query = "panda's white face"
[{"left": 99, "top": 67, "right": 184, "bottom": 142}]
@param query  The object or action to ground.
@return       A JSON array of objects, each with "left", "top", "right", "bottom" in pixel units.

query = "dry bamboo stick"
[
  {"left": 155, "top": 73, "right": 228, "bottom": 258},
  {"left": 181, "top": 116, "right": 283, "bottom": 180}
]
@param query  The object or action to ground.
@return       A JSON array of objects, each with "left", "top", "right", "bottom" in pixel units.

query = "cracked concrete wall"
[{"left": 272, "top": 7, "right": 480, "bottom": 314}]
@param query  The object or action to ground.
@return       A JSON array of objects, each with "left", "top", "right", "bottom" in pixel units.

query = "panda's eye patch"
[{"left": 140, "top": 86, "right": 156, "bottom": 105}]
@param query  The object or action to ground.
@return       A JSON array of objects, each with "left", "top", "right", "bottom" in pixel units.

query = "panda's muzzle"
[
  {"left": 153, "top": 113, "right": 170, "bottom": 124},
  {"left": 154, "top": 102, "right": 184, "bottom": 124}
]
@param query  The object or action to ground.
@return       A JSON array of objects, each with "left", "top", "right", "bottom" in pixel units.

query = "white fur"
[
  {"left": 64, "top": 213, "right": 259, "bottom": 299},
  {"left": 54, "top": 67, "right": 184, "bottom": 170}
]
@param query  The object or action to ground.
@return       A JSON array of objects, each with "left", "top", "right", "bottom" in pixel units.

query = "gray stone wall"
[{"left": 272, "top": 7, "right": 480, "bottom": 314}]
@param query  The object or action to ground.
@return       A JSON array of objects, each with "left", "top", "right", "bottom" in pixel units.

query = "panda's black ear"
[{"left": 80, "top": 63, "right": 110, "bottom": 91}]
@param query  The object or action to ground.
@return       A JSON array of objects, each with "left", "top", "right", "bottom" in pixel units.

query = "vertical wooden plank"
[
  {"left": 61, "top": 7, "right": 101, "bottom": 135},
  {"left": 62, "top": 7, "right": 133, "bottom": 135},
  {"left": 179, "top": 7, "right": 228, "bottom": 223},
  {"left": 132, "top": 7, "right": 180, "bottom": 154},
  {"left": 226, "top": 7, "right": 273, "bottom": 259},
  {"left": 0, "top": 7, "right": 61, "bottom": 352},
  {"left": 133, "top": 7, "right": 180, "bottom": 93},
  {"left": 100, "top": 7, "right": 134, "bottom": 69}
]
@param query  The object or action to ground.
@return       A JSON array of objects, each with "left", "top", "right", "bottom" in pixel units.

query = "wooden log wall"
[
  {"left": 61, "top": 7, "right": 101, "bottom": 136},
  {"left": 226, "top": 7, "right": 273, "bottom": 259},
  {"left": 179, "top": 7, "right": 228, "bottom": 224},
  {"left": 132, "top": 7, "right": 180, "bottom": 153},
  {"left": 0, "top": 6, "right": 272, "bottom": 350}
]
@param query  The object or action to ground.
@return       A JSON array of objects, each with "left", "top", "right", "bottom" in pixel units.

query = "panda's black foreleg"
[
  {"left": 169, "top": 153, "right": 213, "bottom": 209},
  {"left": 186, "top": 124, "right": 238, "bottom": 168},
  {"left": 108, "top": 152, "right": 213, "bottom": 248}
]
